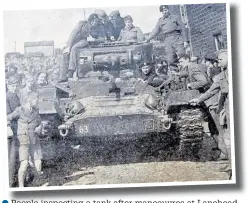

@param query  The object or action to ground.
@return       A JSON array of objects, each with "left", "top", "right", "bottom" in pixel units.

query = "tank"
[
  {"left": 58, "top": 75, "right": 172, "bottom": 141},
  {"left": 37, "top": 84, "right": 72, "bottom": 164},
  {"left": 58, "top": 41, "right": 217, "bottom": 161}
]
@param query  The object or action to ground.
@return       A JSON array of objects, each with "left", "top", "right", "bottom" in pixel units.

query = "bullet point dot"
[{"left": 2, "top": 200, "right": 8, "bottom": 203}]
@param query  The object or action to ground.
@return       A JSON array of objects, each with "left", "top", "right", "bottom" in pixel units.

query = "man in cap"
[
  {"left": 177, "top": 52, "right": 210, "bottom": 92},
  {"left": 95, "top": 9, "right": 115, "bottom": 41},
  {"left": 146, "top": 5, "right": 189, "bottom": 66},
  {"left": 61, "top": 14, "right": 106, "bottom": 81},
  {"left": 117, "top": 15, "right": 145, "bottom": 43},
  {"left": 189, "top": 50, "right": 231, "bottom": 177},
  {"left": 109, "top": 10, "right": 125, "bottom": 40}
]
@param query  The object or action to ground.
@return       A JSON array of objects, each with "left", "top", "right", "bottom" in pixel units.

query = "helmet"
[
  {"left": 88, "top": 13, "right": 98, "bottom": 22},
  {"left": 95, "top": 9, "right": 108, "bottom": 20},
  {"left": 109, "top": 10, "right": 120, "bottom": 19},
  {"left": 159, "top": 5, "right": 169, "bottom": 12},
  {"left": 65, "top": 101, "right": 85, "bottom": 118}
]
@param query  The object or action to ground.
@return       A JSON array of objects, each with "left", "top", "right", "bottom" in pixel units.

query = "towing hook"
[
  {"left": 58, "top": 124, "right": 71, "bottom": 137},
  {"left": 59, "top": 128, "right": 69, "bottom": 137},
  {"left": 160, "top": 116, "right": 172, "bottom": 130}
]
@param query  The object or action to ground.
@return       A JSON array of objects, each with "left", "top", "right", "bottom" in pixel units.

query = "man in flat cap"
[
  {"left": 61, "top": 14, "right": 106, "bottom": 81},
  {"left": 95, "top": 9, "right": 115, "bottom": 41},
  {"left": 147, "top": 5, "right": 189, "bottom": 66},
  {"left": 117, "top": 15, "right": 145, "bottom": 43},
  {"left": 109, "top": 10, "right": 125, "bottom": 40}
]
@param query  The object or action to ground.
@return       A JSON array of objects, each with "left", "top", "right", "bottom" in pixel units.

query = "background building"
[
  {"left": 24, "top": 41, "right": 54, "bottom": 56},
  {"left": 169, "top": 3, "right": 227, "bottom": 58}
]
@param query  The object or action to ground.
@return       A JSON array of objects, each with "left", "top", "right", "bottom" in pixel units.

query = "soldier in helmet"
[
  {"left": 117, "top": 15, "right": 145, "bottom": 43},
  {"left": 189, "top": 50, "right": 231, "bottom": 177},
  {"left": 95, "top": 9, "right": 115, "bottom": 41},
  {"left": 61, "top": 14, "right": 106, "bottom": 81},
  {"left": 146, "top": 5, "right": 189, "bottom": 66},
  {"left": 109, "top": 10, "right": 125, "bottom": 40}
]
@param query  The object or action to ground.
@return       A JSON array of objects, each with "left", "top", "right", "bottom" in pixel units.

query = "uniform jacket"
[
  {"left": 198, "top": 68, "right": 229, "bottom": 118},
  {"left": 101, "top": 20, "right": 115, "bottom": 40},
  {"left": 118, "top": 25, "right": 145, "bottom": 42},
  {"left": 148, "top": 14, "right": 188, "bottom": 42},
  {"left": 6, "top": 91, "right": 20, "bottom": 115},
  {"left": 180, "top": 62, "right": 209, "bottom": 90},
  {"left": 66, "top": 21, "right": 106, "bottom": 49},
  {"left": 110, "top": 17, "right": 125, "bottom": 39},
  {"left": 7, "top": 106, "right": 41, "bottom": 144}
]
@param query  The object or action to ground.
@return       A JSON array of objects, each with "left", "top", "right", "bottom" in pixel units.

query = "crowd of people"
[{"left": 5, "top": 4, "right": 231, "bottom": 188}]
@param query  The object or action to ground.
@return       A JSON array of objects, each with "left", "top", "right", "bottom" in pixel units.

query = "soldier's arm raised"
[{"left": 147, "top": 20, "right": 160, "bottom": 41}]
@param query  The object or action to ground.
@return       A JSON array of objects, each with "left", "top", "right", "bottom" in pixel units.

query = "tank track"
[{"left": 177, "top": 108, "right": 204, "bottom": 159}]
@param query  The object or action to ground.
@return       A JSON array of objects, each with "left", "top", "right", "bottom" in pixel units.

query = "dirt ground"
[{"left": 34, "top": 136, "right": 230, "bottom": 187}]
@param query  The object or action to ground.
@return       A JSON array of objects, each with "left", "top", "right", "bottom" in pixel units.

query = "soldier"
[
  {"left": 117, "top": 15, "right": 145, "bottom": 43},
  {"left": 61, "top": 14, "right": 106, "bottom": 81},
  {"left": 138, "top": 62, "right": 163, "bottom": 87},
  {"left": 7, "top": 93, "right": 43, "bottom": 187},
  {"left": 95, "top": 10, "right": 115, "bottom": 41},
  {"left": 189, "top": 50, "right": 231, "bottom": 176},
  {"left": 6, "top": 77, "right": 21, "bottom": 187},
  {"left": 109, "top": 10, "right": 125, "bottom": 40},
  {"left": 177, "top": 53, "right": 210, "bottom": 92},
  {"left": 146, "top": 5, "right": 189, "bottom": 66}
]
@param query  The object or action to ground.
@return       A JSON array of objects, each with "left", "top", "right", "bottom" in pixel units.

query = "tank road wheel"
[{"left": 177, "top": 108, "right": 204, "bottom": 160}]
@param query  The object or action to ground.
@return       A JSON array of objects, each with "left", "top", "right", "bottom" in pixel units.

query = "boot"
[{"left": 66, "top": 70, "right": 74, "bottom": 78}]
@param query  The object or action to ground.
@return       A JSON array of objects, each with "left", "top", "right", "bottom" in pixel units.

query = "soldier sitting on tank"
[
  {"left": 117, "top": 15, "right": 145, "bottom": 43},
  {"left": 61, "top": 14, "right": 106, "bottom": 81},
  {"left": 7, "top": 93, "right": 44, "bottom": 187},
  {"left": 138, "top": 61, "right": 164, "bottom": 87},
  {"left": 109, "top": 10, "right": 125, "bottom": 40},
  {"left": 95, "top": 9, "right": 115, "bottom": 41},
  {"left": 177, "top": 52, "right": 210, "bottom": 93}
]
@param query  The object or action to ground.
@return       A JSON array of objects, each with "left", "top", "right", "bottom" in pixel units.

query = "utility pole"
[
  {"left": 14, "top": 41, "right": 16, "bottom": 52},
  {"left": 83, "top": 8, "right": 86, "bottom": 20}
]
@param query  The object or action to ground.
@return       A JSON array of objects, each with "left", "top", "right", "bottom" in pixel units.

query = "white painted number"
[{"left": 79, "top": 125, "right": 89, "bottom": 134}]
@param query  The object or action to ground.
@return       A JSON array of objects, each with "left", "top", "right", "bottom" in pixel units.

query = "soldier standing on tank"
[
  {"left": 189, "top": 50, "right": 231, "bottom": 177},
  {"left": 177, "top": 53, "right": 210, "bottom": 92},
  {"left": 109, "top": 10, "right": 125, "bottom": 40},
  {"left": 61, "top": 14, "right": 106, "bottom": 81},
  {"left": 95, "top": 10, "right": 115, "bottom": 41},
  {"left": 146, "top": 5, "right": 189, "bottom": 66},
  {"left": 117, "top": 15, "right": 145, "bottom": 43},
  {"left": 6, "top": 77, "right": 21, "bottom": 187}
]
